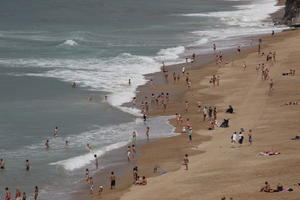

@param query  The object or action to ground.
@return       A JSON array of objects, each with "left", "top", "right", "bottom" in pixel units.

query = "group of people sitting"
[
  {"left": 133, "top": 166, "right": 147, "bottom": 186},
  {"left": 134, "top": 176, "right": 147, "bottom": 185}
]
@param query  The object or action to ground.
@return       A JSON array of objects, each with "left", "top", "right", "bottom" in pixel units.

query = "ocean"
[{"left": 0, "top": 0, "right": 284, "bottom": 199}]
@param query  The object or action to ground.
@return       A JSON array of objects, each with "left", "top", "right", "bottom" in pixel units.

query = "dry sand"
[{"left": 92, "top": 28, "right": 300, "bottom": 200}]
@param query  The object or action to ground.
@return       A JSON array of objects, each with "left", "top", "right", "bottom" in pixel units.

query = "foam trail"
[{"left": 50, "top": 141, "right": 129, "bottom": 171}]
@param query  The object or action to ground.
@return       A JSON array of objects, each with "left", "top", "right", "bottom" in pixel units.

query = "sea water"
[{"left": 0, "top": 0, "right": 284, "bottom": 199}]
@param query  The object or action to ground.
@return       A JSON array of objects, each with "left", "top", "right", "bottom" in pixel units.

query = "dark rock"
[{"left": 283, "top": 0, "right": 300, "bottom": 25}]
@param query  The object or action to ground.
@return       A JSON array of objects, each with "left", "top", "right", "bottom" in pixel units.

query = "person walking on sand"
[
  {"left": 145, "top": 126, "right": 150, "bottom": 141},
  {"left": 110, "top": 172, "right": 116, "bottom": 189},
  {"left": 248, "top": 129, "right": 253, "bottom": 145},
  {"left": 183, "top": 154, "right": 189, "bottom": 170}
]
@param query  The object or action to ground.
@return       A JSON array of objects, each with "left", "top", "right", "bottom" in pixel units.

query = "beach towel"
[
  {"left": 159, "top": 171, "right": 167, "bottom": 175},
  {"left": 258, "top": 151, "right": 280, "bottom": 156}
]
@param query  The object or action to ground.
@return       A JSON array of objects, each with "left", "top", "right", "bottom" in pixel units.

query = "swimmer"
[
  {"left": 65, "top": 140, "right": 69, "bottom": 146},
  {"left": 0, "top": 158, "right": 5, "bottom": 169},
  {"left": 71, "top": 82, "right": 76, "bottom": 88},
  {"left": 45, "top": 140, "right": 49, "bottom": 149},
  {"left": 25, "top": 159, "right": 30, "bottom": 171},
  {"left": 87, "top": 144, "right": 93, "bottom": 151},
  {"left": 94, "top": 154, "right": 99, "bottom": 169},
  {"left": 53, "top": 126, "right": 59, "bottom": 137}
]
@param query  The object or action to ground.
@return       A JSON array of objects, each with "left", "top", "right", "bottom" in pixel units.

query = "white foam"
[
  {"left": 62, "top": 39, "right": 78, "bottom": 46},
  {"left": 0, "top": 46, "right": 185, "bottom": 115},
  {"left": 50, "top": 141, "right": 129, "bottom": 171},
  {"left": 180, "top": 0, "right": 283, "bottom": 28}
]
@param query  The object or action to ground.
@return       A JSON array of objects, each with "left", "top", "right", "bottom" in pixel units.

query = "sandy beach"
[{"left": 91, "top": 27, "right": 300, "bottom": 200}]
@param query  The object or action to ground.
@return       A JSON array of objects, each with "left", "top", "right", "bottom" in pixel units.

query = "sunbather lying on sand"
[
  {"left": 258, "top": 151, "right": 280, "bottom": 156},
  {"left": 291, "top": 136, "right": 300, "bottom": 140},
  {"left": 280, "top": 101, "right": 299, "bottom": 106},
  {"left": 274, "top": 183, "right": 293, "bottom": 192}
]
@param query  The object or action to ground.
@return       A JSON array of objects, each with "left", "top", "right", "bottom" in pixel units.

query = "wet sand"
[{"left": 90, "top": 27, "right": 300, "bottom": 200}]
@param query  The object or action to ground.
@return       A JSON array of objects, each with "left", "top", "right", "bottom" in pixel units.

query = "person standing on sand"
[
  {"left": 85, "top": 168, "right": 90, "bottom": 183},
  {"left": 213, "top": 107, "right": 217, "bottom": 120},
  {"left": 133, "top": 166, "right": 138, "bottom": 182},
  {"left": 231, "top": 132, "right": 237, "bottom": 144},
  {"left": 185, "top": 101, "right": 189, "bottom": 112},
  {"left": 216, "top": 75, "right": 220, "bottom": 86},
  {"left": 173, "top": 72, "right": 176, "bottom": 83},
  {"left": 248, "top": 129, "right": 253, "bottom": 145},
  {"left": 238, "top": 132, "right": 244, "bottom": 145},
  {"left": 213, "top": 43, "right": 216, "bottom": 52},
  {"left": 132, "top": 131, "right": 137, "bottom": 144},
  {"left": 203, "top": 106, "right": 208, "bottom": 121},
  {"left": 145, "top": 126, "right": 150, "bottom": 141},
  {"left": 188, "top": 127, "right": 193, "bottom": 143},
  {"left": 34, "top": 186, "right": 38, "bottom": 200},
  {"left": 268, "top": 79, "right": 274, "bottom": 95},
  {"left": 183, "top": 154, "right": 189, "bottom": 170},
  {"left": 127, "top": 146, "right": 132, "bottom": 162},
  {"left": 110, "top": 172, "right": 116, "bottom": 189},
  {"left": 208, "top": 107, "right": 213, "bottom": 119}
]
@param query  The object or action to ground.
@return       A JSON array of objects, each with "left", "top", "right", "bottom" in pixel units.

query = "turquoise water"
[{"left": 0, "top": 0, "right": 283, "bottom": 199}]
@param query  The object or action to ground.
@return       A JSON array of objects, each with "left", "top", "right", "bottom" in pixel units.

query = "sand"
[{"left": 92, "top": 28, "right": 300, "bottom": 200}]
